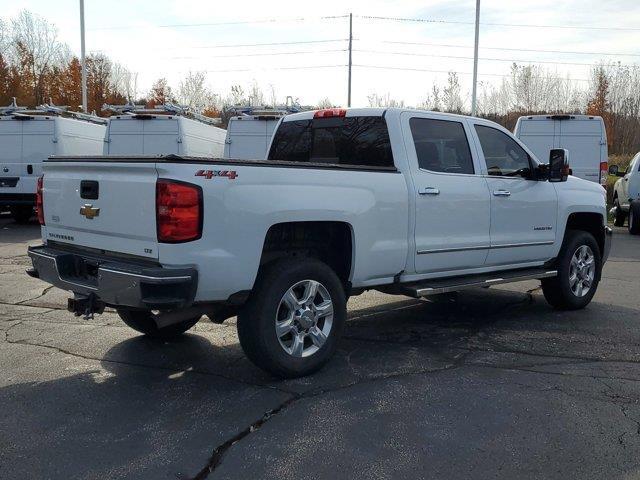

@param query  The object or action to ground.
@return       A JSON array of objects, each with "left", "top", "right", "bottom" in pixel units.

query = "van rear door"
[
  {"left": 557, "top": 118, "right": 605, "bottom": 183},
  {"left": 106, "top": 117, "right": 179, "bottom": 155},
  {"left": 0, "top": 119, "right": 22, "bottom": 191}
]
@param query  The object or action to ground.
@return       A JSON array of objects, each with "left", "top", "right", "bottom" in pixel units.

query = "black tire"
[
  {"left": 541, "top": 230, "right": 601, "bottom": 310},
  {"left": 613, "top": 197, "right": 626, "bottom": 227},
  {"left": 117, "top": 309, "right": 200, "bottom": 339},
  {"left": 237, "top": 257, "right": 347, "bottom": 378},
  {"left": 629, "top": 201, "right": 640, "bottom": 235},
  {"left": 10, "top": 205, "right": 33, "bottom": 224}
]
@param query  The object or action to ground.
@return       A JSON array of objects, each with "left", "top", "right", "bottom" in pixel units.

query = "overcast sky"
[{"left": 2, "top": 0, "right": 640, "bottom": 107}]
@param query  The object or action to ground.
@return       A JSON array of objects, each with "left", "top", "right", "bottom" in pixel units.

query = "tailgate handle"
[{"left": 80, "top": 180, "right": 99, "bottom": 200}]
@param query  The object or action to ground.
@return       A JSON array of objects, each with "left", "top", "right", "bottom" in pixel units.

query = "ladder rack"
[
  {"left": 102, "top": 102, "right": 222, "bottom": 126},
  {"left": 0, "top": 98, "right": 107, "bottom": 124}
]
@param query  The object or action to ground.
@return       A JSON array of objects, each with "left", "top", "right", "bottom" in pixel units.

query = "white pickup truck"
[
  {"left": 27, "top": 108, "right": 612, "bottom": 378},
  {"left": 610, "top": 152, "right": 640, "bottom": 234}
]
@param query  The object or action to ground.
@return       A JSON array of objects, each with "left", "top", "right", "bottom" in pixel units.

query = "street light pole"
[
  {"left": 80, "top": 0, "right": 88, "bottom": 112},
  {"left": 471, "top": 0, "right": 480, "bottom": 116},
  {"left": 347, "top": 13, "right": 352, "bottom": 107}
]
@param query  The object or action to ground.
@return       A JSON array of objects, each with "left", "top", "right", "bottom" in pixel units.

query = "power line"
[
  {"left": 89, "top": 15, "right": 349, "bottom": 30},
  {"left": 353, "top": 64, "right": 591, "bottom": 82},
  {"left": 166, "top": 49, "right": 347, "bottom": 60},
  {"left": 353, "top": 49, "right": 638, "bottom": 68},
  {"left": 163, "top": 39, "right": 348, "bottom": 50},
  {"left": 357, "top": 15, "right": 640, "bottom": 31},
  {"left": 379, "top": 40, "right": 640, "bottom": 58},
  {"left": 200, "top": 64, "right": 347, "bottom": 73}
]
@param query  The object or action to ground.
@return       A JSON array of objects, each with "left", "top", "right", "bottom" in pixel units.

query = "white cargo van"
[
  {"left": 514, "top": 115, "right": 608, "bottom": 186},
  {"left": 224, "top": 114, "right": 283, "bottom": 160},
  {"left": 103, "top": 104, "right": 226, "bottom": 157},
  {"left": 0, "top": 103, "right": 106, "bottom": 223}
]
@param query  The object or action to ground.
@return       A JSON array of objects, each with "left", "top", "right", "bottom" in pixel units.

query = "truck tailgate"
[{"left": 42, "top": 161, "right": 159, "bottom": 259}]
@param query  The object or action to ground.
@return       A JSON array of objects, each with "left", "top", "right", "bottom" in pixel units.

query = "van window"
[
  {"left": 475, "top": 125, "right": 532, "bottom": 176},
  {"left": 409, "top": 118, "right": 474, "bottom": 174},
  {"left": 268, "top": 116, "right": 394, "bottom": 168}
]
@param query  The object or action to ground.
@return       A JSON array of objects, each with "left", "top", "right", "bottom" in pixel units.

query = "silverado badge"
[{"left": 79, "top": 204, "right": 100, "bottom": 220}]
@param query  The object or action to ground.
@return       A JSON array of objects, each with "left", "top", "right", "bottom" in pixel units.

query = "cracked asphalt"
[{"left": 1, "top": 213, "right": 639, "bottom": 480}]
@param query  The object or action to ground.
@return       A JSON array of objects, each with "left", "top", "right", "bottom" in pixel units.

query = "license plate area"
[{"left": 56, "top": 254, "right": 100, "bottom": 287}]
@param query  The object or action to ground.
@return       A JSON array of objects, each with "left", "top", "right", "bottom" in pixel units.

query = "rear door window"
[
  {"left": 268, "top": 116, "right": 394, "bottom": 168},
  {"left": 409, "top": 118, "right": 474, "bottom": 174}
]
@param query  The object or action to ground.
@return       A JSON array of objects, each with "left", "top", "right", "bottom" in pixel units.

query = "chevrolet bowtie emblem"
[{"left": 79, "top": 204, "right": 100, "bottom": 220}]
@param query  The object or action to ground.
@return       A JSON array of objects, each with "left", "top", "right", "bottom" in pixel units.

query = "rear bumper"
[
  {"left": 603, "top": 226, "right": 612, "bottom": 264},
  {"left": 0, "top": 193, "right": 35, "bottom": 206},
  {"left": 27, "top": 245, "right": 198, "bottom": 310}
]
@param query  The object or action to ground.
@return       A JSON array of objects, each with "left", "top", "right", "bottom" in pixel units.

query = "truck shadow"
[{"left": 2, "top": 288, "right": 639, "bottom": 479}]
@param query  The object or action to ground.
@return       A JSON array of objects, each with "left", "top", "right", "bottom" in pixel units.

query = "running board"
[{"left": 396, "top": 268, "right": 558, "bottom": 298}]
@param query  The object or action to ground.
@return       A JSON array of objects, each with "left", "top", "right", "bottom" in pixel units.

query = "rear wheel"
[
  {"left": 613, "top": 197, "right": 626, "bottom": 227},
  {"left": 542, "top": 230, "right": 601, "bottom": 310},
  {"left": 117, "top": 309, "right": 200, "bottom": 339},
  {"left": 629, "top": 201, "right": 640, "bottom": 235},
  {"left": 10, "top": 205, "right": 33, "bottom": 224},
  {"left": 237, "top": 258, "right": 346, "bottom": 378}
]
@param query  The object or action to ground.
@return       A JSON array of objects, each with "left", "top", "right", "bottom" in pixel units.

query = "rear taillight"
[
  {"left": 600, "top": 161, "right": 608, "bottom": 186},
  {"left": 156, "top": 179, "right": 202, "bottom": 243},
  {"left": 36, "top": 176, "right": 44, "bottom": 225}
]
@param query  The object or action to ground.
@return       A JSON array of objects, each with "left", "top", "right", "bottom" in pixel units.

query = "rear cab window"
[{"left": 268, "top": 115, "right": 394, "bottom": 169}]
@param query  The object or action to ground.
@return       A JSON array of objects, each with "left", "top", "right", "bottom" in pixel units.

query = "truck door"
[
  {"left": 402, "top": 112, "right": 491, "bottom": 274},
  {"left": 471, "top": 123, "right": 558, "bottom": 266}
]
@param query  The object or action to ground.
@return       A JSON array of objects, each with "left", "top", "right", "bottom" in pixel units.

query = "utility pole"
[
  {"left": 347, "top": 13, "right": 352, "bottom": 107},
  {"left": 471, "top": 0, "right": 480, "bottom": 116},
  {"left": 80, "top": 0, "right": 88, "bottom": 112}
]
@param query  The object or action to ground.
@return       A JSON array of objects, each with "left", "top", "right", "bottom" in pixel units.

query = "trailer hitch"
[{"left": 67, "top": 293, "right": 105, "bottom": 320}]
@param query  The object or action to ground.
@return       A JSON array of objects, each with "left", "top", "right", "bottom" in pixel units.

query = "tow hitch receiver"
[{"left": 68, "top": 293, "right": 105, "bottom": 320}]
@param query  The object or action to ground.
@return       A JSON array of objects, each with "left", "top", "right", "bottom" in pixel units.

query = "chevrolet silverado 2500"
[{"left": 27, "top": 108, "right": 612, "bottom": 378}]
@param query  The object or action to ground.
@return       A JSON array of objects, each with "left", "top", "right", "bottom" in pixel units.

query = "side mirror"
[{"left": 549, "top": 148, "right": 569, "bottom": 182}]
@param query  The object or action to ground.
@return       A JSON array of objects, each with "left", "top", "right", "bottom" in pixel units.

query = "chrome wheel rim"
[
  {"left": 569, "top": 245, "right": 595, "bottom": 297},
  {"left": 275, "top": 279, "right": 333, "bottom": 358}
]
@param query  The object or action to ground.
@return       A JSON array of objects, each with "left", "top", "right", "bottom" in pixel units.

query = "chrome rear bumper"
[{"left": 27, "top": 245, "right": 197, "bottom": 310}]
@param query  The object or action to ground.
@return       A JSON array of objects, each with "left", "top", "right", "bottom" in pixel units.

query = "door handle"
[
  {"left": 418, "top": 187, "right": 440, "bottom": 195},
  {"left": 493, "top": 190, "right": 511, "bottom": 197}
]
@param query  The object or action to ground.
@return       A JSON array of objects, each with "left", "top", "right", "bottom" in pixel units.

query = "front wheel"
[
  {"left": 237, "top": 258, "right": 347, "bottom": 378},
  {"left": 629, "top": 201, "right": 640, "bottom": 235},
  {"left": 613, "top": 198, "right": 626, "bottom": 227},
  {"left": 117, "top": 309, "right": 201, "bottom": 339},
  {"left": 541, "top": 230, "right": 601, "bottom": 310}
]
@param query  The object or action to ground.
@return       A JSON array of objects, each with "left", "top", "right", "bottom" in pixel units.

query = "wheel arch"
[
  {"left": 564, "top": 212, "right": 606, "bottom": 258},
  {"left": 258, "top": 221, "right": 355, "bottom": 289}
]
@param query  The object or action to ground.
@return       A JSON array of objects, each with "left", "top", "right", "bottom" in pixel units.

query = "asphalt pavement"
[{"left": 1, "top": 214, "right": 639, "bottom": 479}]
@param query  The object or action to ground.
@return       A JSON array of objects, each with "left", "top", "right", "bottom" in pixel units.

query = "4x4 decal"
[{"left": 195, "top": 169, "right": 238, "bottom": 180}]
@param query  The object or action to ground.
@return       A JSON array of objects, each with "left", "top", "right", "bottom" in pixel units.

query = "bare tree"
[
  {"left": 316, "top": 97, "right": 334, "bottom": 108},
  {"left": 178, "top": 71, "right": 217, "bottom": 113},
  {"left": 442, "top": 72, "right": 464, "bottom": 113},
  {"left": 10, "top": 10, "right": 68, "bottom": 104},
  {"left": 247, "top": 80, "right": 265, "bottom": 106},
  {"left": 367, "top": 92, "right": 405, "bottom": 108}
]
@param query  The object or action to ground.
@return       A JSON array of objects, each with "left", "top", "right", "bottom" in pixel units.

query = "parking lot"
[{"left": 0, "top": 214, "right": 638, "bottom": 479}]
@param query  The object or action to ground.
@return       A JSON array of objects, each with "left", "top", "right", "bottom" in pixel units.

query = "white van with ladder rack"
[{"left": 0, "top": 100, "right": 106, "bottom": 223}]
